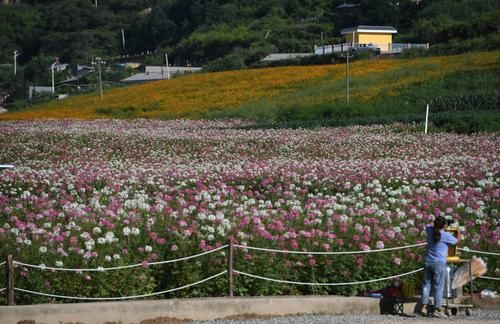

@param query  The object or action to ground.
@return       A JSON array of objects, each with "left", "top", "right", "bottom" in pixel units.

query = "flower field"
[
  {"left": 0, "top": 120, "right": 499, "bottom": 303},
  {"left": 0, "top": 51, "right": 498, "bottom": 121}
]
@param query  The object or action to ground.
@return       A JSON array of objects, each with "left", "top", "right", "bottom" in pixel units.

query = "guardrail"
[
  {"left": 1, "top": 243, "right": 498, "bottom": 305},
  {"left": 314, "top": 42, "right": 430, "bottom": 55}
]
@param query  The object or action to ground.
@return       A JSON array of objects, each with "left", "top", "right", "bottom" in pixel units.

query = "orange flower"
[{"left": 1, "top": 51, "right": 497, "bottom": 120}]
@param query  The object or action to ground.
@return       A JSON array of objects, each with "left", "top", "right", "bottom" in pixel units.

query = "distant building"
[
  {"left": 341, "top": 25, "right": 397, "bottom": 52},
  {"left": 121, "top": 66, "right": 202, "bottom": 84},
  {"left": 28, "top": 86, "right": 52, "bottom": 99},
  {"left": 260, "top": 53, "right": 313, "bottom": 63},
  {"left": 72, "top": 64, "right": 95, "bottom": 79},
  {"left": 53, "top": 63, "right": 69, "bottom": 72}
]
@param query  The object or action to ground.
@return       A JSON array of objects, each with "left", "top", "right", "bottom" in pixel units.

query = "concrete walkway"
[
  {"left": 0, "top": 296, "right": 381, "bottom": 324},
  {"left": 2, "top": 296, "right": 497, "bottom": 324}
]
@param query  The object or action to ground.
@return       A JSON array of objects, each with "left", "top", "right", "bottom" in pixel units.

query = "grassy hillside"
[{"left": 1, "top": 51, "right": 499, "bottom": 131}]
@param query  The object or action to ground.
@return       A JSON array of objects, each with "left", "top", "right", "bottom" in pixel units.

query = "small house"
[{"left": 341, "top": 25, "right": 397, "bottom": 52}]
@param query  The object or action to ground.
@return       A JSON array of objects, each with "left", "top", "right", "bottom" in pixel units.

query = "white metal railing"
[
  {"left": 314, "top": 42, "right": 429, "bottom": 55},
  {"left": 389, "top": 43, "right": 430, "bottom": 53}
]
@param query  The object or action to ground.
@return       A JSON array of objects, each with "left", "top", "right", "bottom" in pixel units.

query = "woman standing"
[{"left": 421, "top": 216, "right": 458, "bottom": 318}]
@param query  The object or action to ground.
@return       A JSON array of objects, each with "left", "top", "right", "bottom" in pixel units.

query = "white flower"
[
  {"left": 105, "top": 231, "right": 116, "bottom": 243},
  {"left": 93, "top": 227, "right": 102, "bottom": 234},
  {"left": 85, "top": 239, "right": 95, "bottom": 250},
  {"left": 39, "top": 246, "right": 47, "bottom": 253},
  {"left": 105, "top": 255, "right": 112, "bottom": 262},
  {"left": 113, "top": 254, "right": 121, "bottom": 260},
  {"left": 97, "top": 237, "right": 106, "bottom": 245},
  {"left": 55, "top": 261, "right": 64, "bottom": 268},
  {"left": 24, "top": 239, "right": 32, "bottom": 245},
  {"left": 122, "top": 227, "right": 131, "bottom": 236},
  {"left": 145, "top": 245, "right": 153, "bottom": 253},
  {"left": 131, "top": 227, "right": 140, "bottom": 236}
]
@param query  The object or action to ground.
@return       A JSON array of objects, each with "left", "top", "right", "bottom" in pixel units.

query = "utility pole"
[
  {"left": 96, "top": 57, "right": 104, "bottom": 100},
  {"left": 341, "top": 48, "right": 353, "bottom": 105},
  {"left": 165, "top": 53, "right": 170, "bottom": 80},
  {"left": 121, "top": 29, "right": 125, "bottom": 48},
  {"left": 95, "top": 0, "right": 97, "bottom": 8},
  {"left": 51, "top": 57, "right": 59, "bottom": 94},
  {"left": 13, "top": 50, "right": 20, "bottom": 76}
]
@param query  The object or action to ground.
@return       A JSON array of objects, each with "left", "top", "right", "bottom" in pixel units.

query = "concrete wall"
[
  {"left": 344, "top": 33, "right": 393, "bottom": 52},
  {"left": 0, "top": 296, "right": 381, "bottom": 324},
  {"left": 358, "top": 33, "right": 393, "bottom": 52}
]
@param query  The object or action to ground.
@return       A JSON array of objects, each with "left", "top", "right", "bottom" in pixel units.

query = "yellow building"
[{"left": 341, "top": 25, "right": 397, "bottom": 52}]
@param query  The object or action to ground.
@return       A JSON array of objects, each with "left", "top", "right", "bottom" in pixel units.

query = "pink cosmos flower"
[
  {"left": 360, "top": 243, "right": 370, "bottom": 251},
  {"left": 394, "top": 257, "right": 401, "bottom": 265}
]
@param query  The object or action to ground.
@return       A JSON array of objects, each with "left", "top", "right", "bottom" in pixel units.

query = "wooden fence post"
[
  {"left": 227, "top": 241, "right": 234, "bottom": 297},
  {"left": 7, "top": 254, "right": 14, "bottom": 305}
]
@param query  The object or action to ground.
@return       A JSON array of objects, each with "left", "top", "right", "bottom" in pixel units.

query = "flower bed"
[{"left": 0, "top": 120, "right": 498, "bottom": 304}]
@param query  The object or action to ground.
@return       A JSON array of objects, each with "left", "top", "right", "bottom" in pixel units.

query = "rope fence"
[
  {"left": 2, "top": 243, "right": 498, "bottom": 305},
  {"left": 14, "top": 245, "right": 228, "bottom": 272},
  {"left": 479, "top": 276, "right": 500, "bottom": 281},
  {"left": 234, "top": 242, "right": 427, "bottom": 255},
  {"left": 458, "top": 248, "right": 500, "bottom": 257},
  {"left": 234, "top": 268, "right": 424, "bottom": 286},
  {"left": 14, "top": 270, "right": 227, "bottom": 301}
]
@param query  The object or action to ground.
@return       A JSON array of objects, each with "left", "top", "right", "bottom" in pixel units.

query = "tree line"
[{"left": 0, "top": 0, "right": 498, "bottom": 101}]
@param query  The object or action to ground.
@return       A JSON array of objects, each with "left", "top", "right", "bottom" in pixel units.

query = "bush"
[
  {"left": 204, "top": 51, "right": 247, "bottom": 72},
  {"left": 430, "top": 91, "right": 499, "bottom": 112}
]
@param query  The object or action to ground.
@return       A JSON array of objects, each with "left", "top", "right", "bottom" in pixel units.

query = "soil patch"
[{"left": 140, "top": 317, "right": 190, "bottom": 324}]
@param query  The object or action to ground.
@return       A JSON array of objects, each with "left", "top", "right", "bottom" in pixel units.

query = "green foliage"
[
  {"left": 204, "top": 50, "right": 247, "bottom": 72},
  {"left": 203, "top": 69, "right": 500, "bottom": 134},
  {"left": 177, "top": 24, "right": 256, "bottom": 63},
  {"left": 1, "top": 0, "right": 499, "bottom": 103},
  {"left": 430, "top": 91, "right": 499, "bottom": 112},
  {"left": 23, "top": 54, "right": 54, "bottom": 85},
  {"left": 0, "top": 4, "right": 42, "bottom": 62}
]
